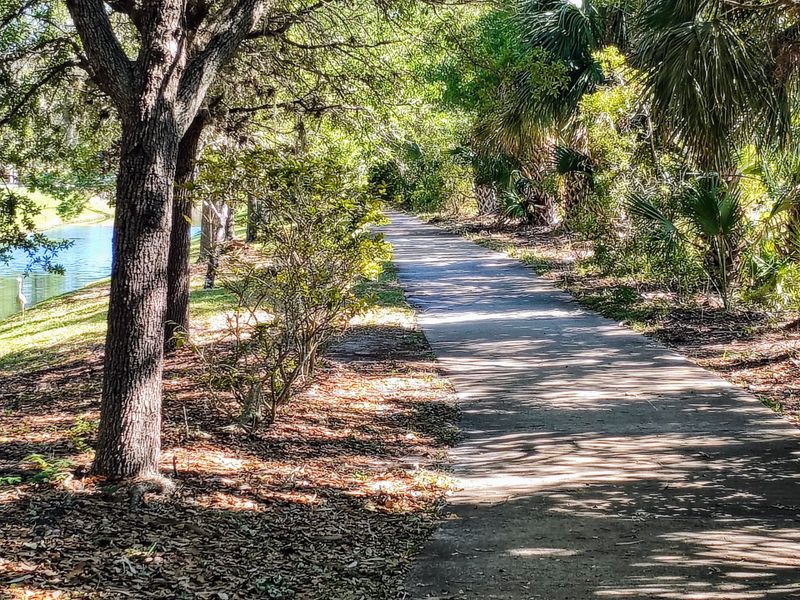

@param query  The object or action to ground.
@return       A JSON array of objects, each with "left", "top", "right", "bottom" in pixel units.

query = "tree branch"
[
  {"left": 64, "top": 0, "right": 134, "bottom": 108},
  {"left": 280, "top": 37, "right": 400, "bottom": 51},
  {"left": 177, "top": 0, "right": 265, "bottom": 130},
  {"left": 0, "top": 0, "right": 38, "bottom": 32},
  {"left": 245, "top": 0, "right": 328, "bottom": 40},
  {"left": 225, "top": 96, "right": 368, "bottom": 116},
  {"left": 0, "top": 60, "right": 81, "bottom": 126},
  {"left": 105, "top": 0, "right": 144, "bottom": 31}
]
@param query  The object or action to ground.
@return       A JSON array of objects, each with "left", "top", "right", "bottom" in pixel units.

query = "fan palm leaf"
[
  {"left": 625, "top": 191, "right": 681, "bottom": 250},
  {"left": 634, "top": 0, "right": 781, "bottom": 171}
]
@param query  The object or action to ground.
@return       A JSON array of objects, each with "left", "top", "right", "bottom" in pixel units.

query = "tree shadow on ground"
[
  {"left": 385, "top": 214, "right": 800, "bottom": 599},
  {"left": 0, "top": 313, "right": 457, "bottom": 599}
]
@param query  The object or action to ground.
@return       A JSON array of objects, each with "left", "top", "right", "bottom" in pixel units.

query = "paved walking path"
[{"left": 383, "top": 211, "right": 800, "bottom": 600}]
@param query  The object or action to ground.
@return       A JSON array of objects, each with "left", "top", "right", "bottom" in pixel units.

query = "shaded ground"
[
  {"left": 427, "top": 213, "right": 800, "bottom": 425},
  {"left": 385, "top": 211, "right": 800, "bottom": 600},
  {"left": 0, "top": 265, "right": 458, "bottom": 599}
]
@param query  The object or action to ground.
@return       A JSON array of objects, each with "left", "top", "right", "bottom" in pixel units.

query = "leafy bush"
[
  {"left": 628, "top": 177, "right": 746, "bottom": 308},
  {"left": 369, "top": 140, "right": 471, "bottom": 213},
  {"left": 67, "top": 417, "right": 99, "bottom": 452},
  {"left": 24, "top": 454, "right": 73, "bottom": 484},
  {"left": 196, "top": 150, "right": 389, "bottom": 428}
]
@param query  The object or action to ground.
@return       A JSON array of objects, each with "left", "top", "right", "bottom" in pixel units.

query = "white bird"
[{"left": 16, "top": 276, "right": 27, "bottom": 317}]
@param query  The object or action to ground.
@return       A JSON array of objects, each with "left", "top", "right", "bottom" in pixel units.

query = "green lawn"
[{"left": 10, "top": 187, "right": 116, "bottom": 231}]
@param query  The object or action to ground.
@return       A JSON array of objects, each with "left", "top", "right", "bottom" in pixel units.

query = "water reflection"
[
  {"left": 1, "top": 222, "right": 202, "bottom": 321},
  {"left": 0, "top": 224, "right": 115, "bottom": 320}
]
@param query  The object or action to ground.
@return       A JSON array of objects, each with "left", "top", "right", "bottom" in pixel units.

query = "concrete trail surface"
[{"left": 382, "top": 211, "right": 800, "bottom": 600}]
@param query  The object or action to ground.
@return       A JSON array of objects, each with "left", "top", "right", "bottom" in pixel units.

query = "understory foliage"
[
  {"left": 374, "top": 0, "right": 800, "bottom": 311},
  {"left": 193, "top": 148, "right": 388, "bottom": 428}
]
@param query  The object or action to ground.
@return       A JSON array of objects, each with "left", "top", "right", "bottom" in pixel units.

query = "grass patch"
[
  {"left": 353, "top": 261, "right": 415, "bottom": 327},
  {"left": 576, "top": 286, "right": 667, "bottom": 331},
  {"left": 0, "top": 268, "right": 235, "bottom": 375},
  {"left": 469, "top": 236, "right": 556, "bottom": 274},
  {"left": 28, "top": 190, "right": 114, "bottom": 230},
  {"left": 0, "top": 281, "right": 109, "bottom": 374},
  {"left": 355, "top": 262, "right": 407, "bottom": 309}
]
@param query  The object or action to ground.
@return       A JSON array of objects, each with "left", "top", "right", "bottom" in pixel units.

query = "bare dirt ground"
[
  {"left": 428, "top": 213, "right": 800, "bottom": 425},
  {"left": 0, "top": 273, "right": 459, "bottom": 599}
]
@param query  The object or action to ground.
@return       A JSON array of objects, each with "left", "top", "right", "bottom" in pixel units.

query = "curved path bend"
[{"left": 383, "top": 211, "right": 800, "bottom": 600}]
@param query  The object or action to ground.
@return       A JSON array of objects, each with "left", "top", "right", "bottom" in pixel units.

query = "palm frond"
[
  {"left": 554, "top": 145, "right": 594, "bottom": 187},
  {"left": 518, "top": 0, "right": 601, "bottom": 62},
  {"left": 681, "top": 178, "right": 743, "bottom": 239},
  {"left": 634, "top": 2, "right": 780, "bottom": 171},
  {"left": 625, "top": 191, "right": 681, "bottom": 248}
]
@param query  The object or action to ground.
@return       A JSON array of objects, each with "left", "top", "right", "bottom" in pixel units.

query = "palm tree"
[
  {"left": 633, "top": 0, "right": 791, "bottom": 174},
  {"left": 491, "top": 0, "right": 624, "bottom": 219}
]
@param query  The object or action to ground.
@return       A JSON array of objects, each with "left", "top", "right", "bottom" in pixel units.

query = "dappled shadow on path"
[{"left": 385, "top": 213, "right": 800, "bottom": 600}]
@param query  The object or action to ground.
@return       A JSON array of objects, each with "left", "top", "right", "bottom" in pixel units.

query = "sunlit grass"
[
  {"left": 0, "top": 281, "right": 109, "bottom": 374},
  {"left": 30, "top": 191, "right": 114, "bottom": 230},
  {"left": 0, "top": 248, "right": 406, "bottom": 375},
  {"left": 353, "top": 261, "right": 415, "bottom": 327}
]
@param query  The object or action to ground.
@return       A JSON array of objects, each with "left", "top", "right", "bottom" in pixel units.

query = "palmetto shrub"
[{"left": 627, "top": 177, "right": 745, "bottom": 309}]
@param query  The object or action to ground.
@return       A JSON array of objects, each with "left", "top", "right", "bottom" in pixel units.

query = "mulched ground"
[
  {"left": 0, "top": 316, "right": 459, "bottom": 598},
  {"left": 429, "top": 213, "right": 800, "bottom": 424}
]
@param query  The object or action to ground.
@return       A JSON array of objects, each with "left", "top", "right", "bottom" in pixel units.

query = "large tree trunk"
[
  {"left": 94, "top": 118, "right": 180, "bottom": 480},
  {"left": 66, "top": 0, "right": 265, "bottom": 484},
  {"left": 520, "top": 150, "right": 558, "bottom": 228},
  {"left": 165, "top": 114, "right": 207, "bottom": 352}
]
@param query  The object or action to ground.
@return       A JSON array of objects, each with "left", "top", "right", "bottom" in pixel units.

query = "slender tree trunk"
[
  {"left": 94, "top": 117, "right": 180, "bottom": 480},
  {"left": 198, "top": 200, "right": 214, "bottom": 263},
  {"left": 246, "top": 194, "right": 259, "bottom": 242},
  {"left": 224, "top": 201, "right": 235, "bottom": 241},
  {"left": 165, "top": 114, "right": 206, "bottom": 352},
  {"left": 204, "top": 201, "right": 228, "bottom": 289}
]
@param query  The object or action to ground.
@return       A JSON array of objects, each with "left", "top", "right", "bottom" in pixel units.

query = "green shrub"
[{"left": 195, "top": 150, "right": 389, "bottom": 428}]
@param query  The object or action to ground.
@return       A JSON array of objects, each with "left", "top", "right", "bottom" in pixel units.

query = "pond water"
[{"left": 0, "top": 223, "right": 198, "bottom": 321}]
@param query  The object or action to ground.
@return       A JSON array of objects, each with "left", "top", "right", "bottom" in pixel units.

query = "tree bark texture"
[
  {"left": 561, "top": 123, "right": 591, "bottom": 225},
  {"left": 474, "top": 183, "right": 499, "bottom": 216},
  {"left": 521, "top": 146, "right": 558, "bottom": 228},
  {"left": 165, "top": 113, "right": 207, "bottom": 352},
  {"left": 94, "top": 118, "right": 180, "bottom": 479},
  {"left": 66, "top": 0, "right": 266, "bottom": 480}
]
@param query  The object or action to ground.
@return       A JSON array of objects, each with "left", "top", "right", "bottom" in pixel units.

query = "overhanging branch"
[
  {"left": 0, "top": 60, "right": 81, "bottom": 126},
  {"left": 64, "top": 0, "right": 134, "bottom": 108},
  {"left": 177, "top": 0, "right": 266, "bottom": 130}
]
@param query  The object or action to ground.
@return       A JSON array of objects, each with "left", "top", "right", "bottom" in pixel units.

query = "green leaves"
[
  {"left": 627, "top": 177, "right": 745, "bottom": 307},
  {"left": 554, "top": 145, "right": 593, "bottom": 177},
  {"left": 519, "top": 0, "right": 602, "bottom": 65},
  {"left": 682, "top": 178, "right": 743, "bottom": 241},
  {"left": 626, "top": 190, "right": 680, "bottom": 249},
  {"left": 633, "top": 0, "right": 782, "bottom": 171}
]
